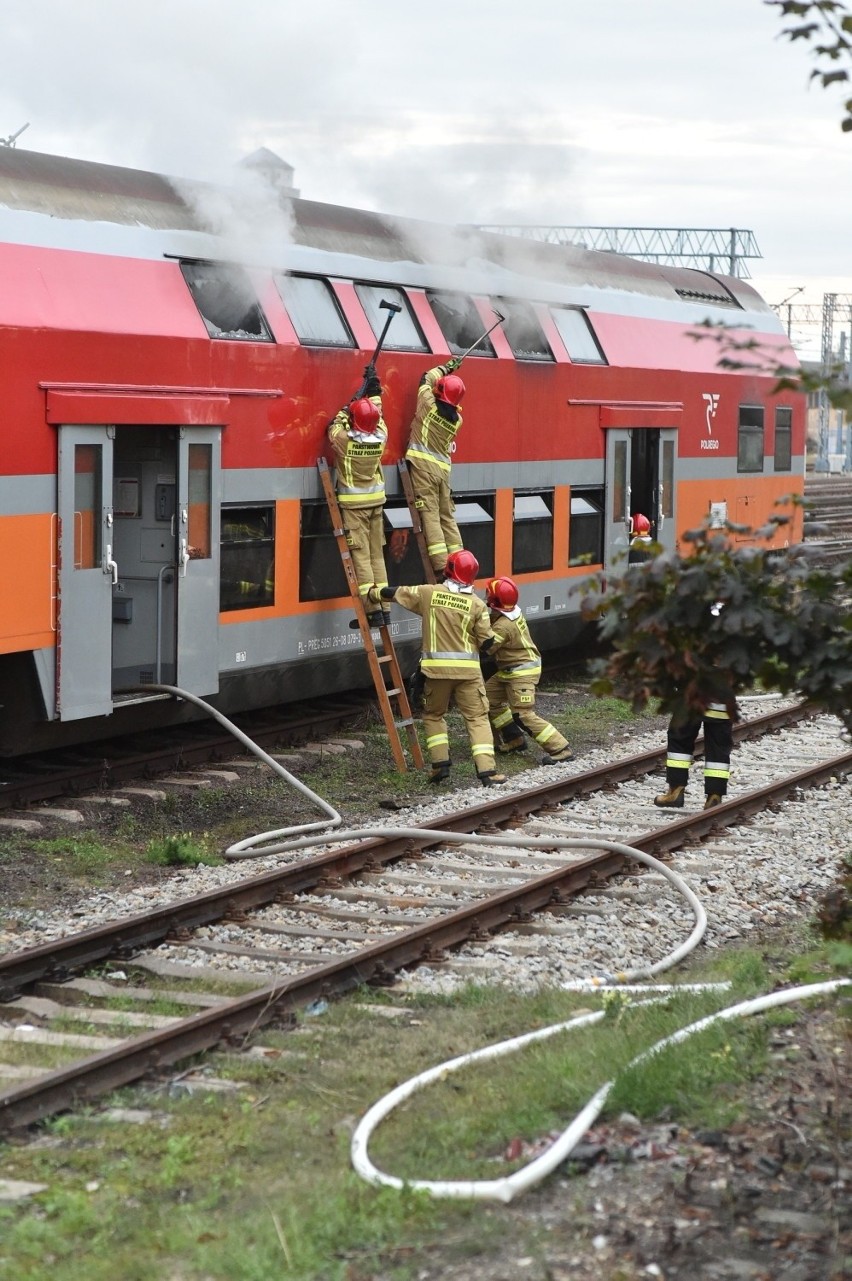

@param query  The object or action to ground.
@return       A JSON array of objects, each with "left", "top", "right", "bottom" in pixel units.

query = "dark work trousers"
[{"left": 665, "top": 705, "right": 732, "bottom": 797}]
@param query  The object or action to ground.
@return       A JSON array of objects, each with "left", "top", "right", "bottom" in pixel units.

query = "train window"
[
  {"left": 354, "top": 284, "right": 428, "bottom": 352},
  {"left": 188, "top": 444, "right": 212, "bottom": 560},
  {"left": 612, "top": 440, "right": 628, "bottom": 523},
  {"left": 180, "top": 261, "right": 273, "bottom": 341},
  {"left": 275, "top": 274, "right": 355, "bottom": 347},
  {"left": 453, "top": 497, "right": 495, "bottom": 578},
  {"left": 494, "top": 298, "right": 553, "bottom": 362},
  {"left": 426, "top": 291, "right": 497, "bottom": 359},
  {"left": 569, "top": 489, "right": 604, "bottom": 565},
  {"left": 549, "top": 307, "right": 607, "bottom": 364},
  {"left": 774, "top": 406, "right": 792, "bottom": 472},
  {"left": 737, "top": 405, "right": 765, "bottom": 473},
  {"left": 298, "top": 502, "right": 348, "bottom": 602},
  {"left": 383, "top": 503, "right": 422, "bottom": 588},
  {"left": 74, "top": 444, "right": 102, "bottom": 569},
  {"left": 512, "top": 492, "right": 554, "bottom": 574},
  {"left": 220, "top": 505, "right": 275, "bottom": 611},
  {"left": 661, "top": 440, "right": 675, "bottom": 518}
]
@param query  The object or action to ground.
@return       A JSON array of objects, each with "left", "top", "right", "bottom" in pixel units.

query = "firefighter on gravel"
[
  {"left": 327, "top": 365, "right": 389, "bottom": 627},
  {"left": 484, "top": 577, "right": 574, "bottom": 764},
  {"left": 654, "top": 600, "right": 734, "bottom": 810},
  {"left": 405, "top": 360, "right": 466, "bottom": 575},
  {"left": 369, "top": 550, "right": 507, "bottom": 786}
]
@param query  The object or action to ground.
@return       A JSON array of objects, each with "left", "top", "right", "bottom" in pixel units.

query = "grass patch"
[
  {"left": 0, "top": 944, "right": 836, "bottom": 1281},
  {"left": 144, "top": 832, "right": 221, "bottom": 868}
]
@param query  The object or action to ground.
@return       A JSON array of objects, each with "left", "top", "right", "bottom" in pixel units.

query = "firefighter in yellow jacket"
[
  {"left": 369, "top": 550, "right": 507, "bottom": 786},
  {"left": 484, "top": 576, "right": 574, "bottom": 764},
  {"left": 327, "top": 365, "right": 389, "bottom": 626},
  {"left": 405, "top": 360, "right": 465, "bottom": 575}
]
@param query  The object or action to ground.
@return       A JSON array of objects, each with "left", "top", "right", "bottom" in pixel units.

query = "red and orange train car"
[{"left": 0, "top": 147, "right": 803, "bottom": 755}]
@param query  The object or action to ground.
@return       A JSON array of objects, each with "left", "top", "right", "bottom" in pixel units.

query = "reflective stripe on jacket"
[
  {"left": 405, "top": 367, "right": 461, "bottom": 474},
  {"left": 327, "top": 396, "right": 387, "bottom": 508},
  {"left": 394, "top": 583, "right": 498, "bottom": 679},
  {"left": 490, "top": 610, "right": 542, "bottom": 681}
]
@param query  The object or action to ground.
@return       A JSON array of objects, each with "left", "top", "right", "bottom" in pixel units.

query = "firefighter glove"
[{"left": 445, "top": 356, "right": 462, "bottom": 373}]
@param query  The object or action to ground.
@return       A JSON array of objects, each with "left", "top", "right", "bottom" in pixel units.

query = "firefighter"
[
  {"left": 368, "top": 549, "right": 507, "bottom": 786},
  {"left": 627, "top": 512, "right": 654, "bottom": 565},
  {"left": 327, "top": 365, "right": 389, "bottom": 626},
  {"left": 654, "top": 601, "right": 734, "bottom": 810},
  {"left": 483, "top": 576, "right": 574, "bottom": 764},
  {"left": 405, "top": 360, "right": 465, "bottom": 575}
]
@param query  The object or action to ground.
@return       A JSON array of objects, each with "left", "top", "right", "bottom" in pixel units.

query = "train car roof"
[{"left": 0, "top": 146, "right": 778, "bottom": 325}]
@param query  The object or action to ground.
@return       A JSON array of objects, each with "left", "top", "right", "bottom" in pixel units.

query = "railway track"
[
  {"left": 0, "top": 691, "right": 375, "bottom": 812},
  {"left": 1, "top": 701, "right": 849, "bottom": 1135}
]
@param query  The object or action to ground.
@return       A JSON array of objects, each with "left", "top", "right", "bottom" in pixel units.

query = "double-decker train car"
[{"left": 0, "top": 147, "right": 804, "bottom": 756}]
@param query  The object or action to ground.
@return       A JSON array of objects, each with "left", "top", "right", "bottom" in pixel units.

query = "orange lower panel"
[
  {"left": 676, "top": 475, "right": 804, "bottom": 549},
  {"left": 0, "top": 513, "right": 56, "bottom": 653}
]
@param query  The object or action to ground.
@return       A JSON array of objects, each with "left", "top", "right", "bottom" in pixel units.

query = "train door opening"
[
  {"left": 56, "top": 424, "right": 221, "bottom": 722},
  {"left": 604, "top": 426, "right": 677, "bottom": 570}
]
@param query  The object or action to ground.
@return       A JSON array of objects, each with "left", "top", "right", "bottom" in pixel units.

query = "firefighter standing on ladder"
[
  {"left": 327, "top": 365, "right": 390, "bottom": 627},
  {"left": 369, "top": 549, "right": 508, "bottom": 786},
  {"left": 404, "top": 359, "right": 465, "bottom": 575}
]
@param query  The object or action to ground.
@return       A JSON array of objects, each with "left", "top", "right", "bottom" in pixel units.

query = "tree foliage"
[
  {"left": 582, "top": 509, "right": 852, "bottom": 733},
  {"left": 767, "top": 0, "right": 852, "bottom": 130}
]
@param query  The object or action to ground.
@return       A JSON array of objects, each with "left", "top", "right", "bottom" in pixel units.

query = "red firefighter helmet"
[
  {"left": 486, "top": 576, "right": 519, "bottom": 610},
  {"left": 631, "top": 512, "right": 651, "bottom": 536},
  {"left": 349, "top": 398, "right": 381, "bottom": 433},
  {"left": 444, "top": 549, "right": 479, "bottom": 586},
  {"left": 435, "top": 373, "right": 465, "bottom": 406}
]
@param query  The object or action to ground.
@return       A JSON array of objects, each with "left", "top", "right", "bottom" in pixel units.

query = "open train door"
[
  {"left": 56, "top": 425, "right": 116, "bottom": 720},
  {"left": 175, "top": 428, "right": 221, "bottom": 696},
  {"left": 604, "top": 426, "right": 677, "bottom": 570}
]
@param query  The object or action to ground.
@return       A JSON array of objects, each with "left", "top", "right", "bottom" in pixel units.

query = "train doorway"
[
  {"left": 56, "top": 423, "right": 221, "bottom": 722},
  {"left": 603, "top": 426, "right": 677, "bottom": 569}
]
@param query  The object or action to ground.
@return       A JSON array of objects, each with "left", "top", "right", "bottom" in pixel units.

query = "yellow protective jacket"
[
  {"left": 327, "top": 395, "right": 387, "bottom": 508},
  {"left": 489, "top": 607, "right": 543, "bottom": 681},
  {"left": 394, "top": 583, "right": 498, "bottom": 679},
  {"left": 405, "top": 366, "right": 462, "bottom": 475}
]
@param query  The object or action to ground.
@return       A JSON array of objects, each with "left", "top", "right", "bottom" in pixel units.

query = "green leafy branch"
[{"left": 767, "top": 0, "right": 852, "bottom": 129}]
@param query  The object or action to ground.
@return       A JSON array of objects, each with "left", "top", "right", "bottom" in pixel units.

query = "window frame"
[
  {"left": 494, "top": 297, "right": 554, "bottom": 362},
  {"left": 511, "top": 490, "right": 554, "bottom": 575},
  {"left": 274, "top": 273, "right": 356, "bottom": 348},
  {"left": 354, "top": 283, "right": 428, "bottom": 353},
  {"left": 425, "top": 290, "right": 498, "bottom": 360},
  {"left": 737, "top": 404, "right": 765, "bottom": 474},
  {"left": 220, "top": 503, "right": 276, "bottom": 612},
  {"left": 773, "top": 405, "right": 793, "bottom": 472},
  {"left": 549, "top": 307, "right": 607, "bottom": 364},
  {"left": 180, "top": 260, "right": 273, "bottom": 342}
]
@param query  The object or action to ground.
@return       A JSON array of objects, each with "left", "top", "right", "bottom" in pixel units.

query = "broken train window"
[{"left": 180, "top": 261, "right": 273, "bottom": 341}]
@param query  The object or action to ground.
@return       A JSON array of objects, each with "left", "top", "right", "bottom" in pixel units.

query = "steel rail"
[
  {"left": 1, "top": 735, "right": 849, "bottom": 1135},
  {"left": 0, "top": 703, "right": 813, "bottom": 998}
]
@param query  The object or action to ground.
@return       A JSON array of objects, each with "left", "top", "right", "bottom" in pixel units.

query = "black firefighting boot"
[
  {"left": 654, "top": 784, "right": 686, "bottom": 808},
  {"left": 349, "top": 610, "right": 385, "bottom": 629},
  {"left": 428, "top": 761, "right": 451, "bottom": 785},
  {"left": 495, "top": 726, "right": 527, "bottom": 755},
  {"left": 477, "top": 769, "right": 508, "bottom": 786},
  {"left": 704, "top": 792, "right": 724, "bottom": 810}
]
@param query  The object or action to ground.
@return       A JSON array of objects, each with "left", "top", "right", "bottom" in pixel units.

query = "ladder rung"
[
  {"left": 385, "top": 687, "right": 401, "bottom": 697},
  {"left": 395, "top": 717, "right": 415, "bottom": 729}
]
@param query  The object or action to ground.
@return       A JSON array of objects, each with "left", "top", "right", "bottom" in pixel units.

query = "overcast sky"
[{"left": 2, "top": 0, "right": 849, "bottom": 355}]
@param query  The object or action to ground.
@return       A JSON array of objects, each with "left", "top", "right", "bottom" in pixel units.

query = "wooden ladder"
[
  {"left": 397, "top": 458, "right": 438, "bottom": 584},
  {"left": 317, "top": 458, "right": 424, "bottom": 773}
]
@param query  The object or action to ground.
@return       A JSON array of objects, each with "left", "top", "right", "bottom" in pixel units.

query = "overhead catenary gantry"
[{"left": 475, "top": 226, "right": 761, "bottom": 278}]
